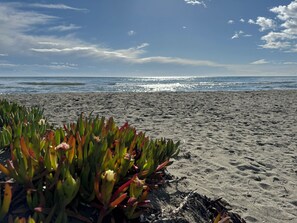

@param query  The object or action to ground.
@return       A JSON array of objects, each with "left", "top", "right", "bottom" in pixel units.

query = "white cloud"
[
  {"left": 240, "top": 18, "right": 245, "bottom": 23},
  {"left": 270, "top": 1, "right": 297, "bottom": 20},
  {"left": 0, "top": 53, "right": 8, "bottom": 57},
  {"left": 251, "top": 1, "right": 297, "bottom": 52},
  {"left": 248, "top": 16, "right": 277, "bottom": 31},
  {"left": 0, "top": 3, "right": 58, "bottom": 54},
  {"left": 49, "top": 24, "right": 81, "bottom": 32},
  {"left": 184, "top": 0, "right": 206, "bottom": 7},
  {"left": 136, "top": 43, "right": 149, "bottom": 49},
  {"left": 231, "top": 30, "right": 251, "bottom": 39},
  {"left": 127, "top": 30, "right": 136, "bottom": 36},
  {"left": 281, "top": 19, "right": 297, "bottom": 34},
  {"left": 37, "top": 42, "right": 61, "bottom": 46},
  {"left": 250, "top": 59, "right": 269, "bottom": 65},
  {"left": 0, "top": 3, "right": 56, "bottom": 31},
  {"left": 256, "top": 17, "right": 277, "bottom": 31},
  {"left": 137, "top": 57, "right": 223, "bottom": 67},
  {"left": 231, "top": 33, "right": 240, "bottom": 39},
  {"left": 225, "top": 63, "right": 297, "bottom": 76},
  {"left": 261, "top": 40, "right": 291, "bottom": 50},
  {"left": 182, "top": 26, "right": 187, "bottom": 29},
  {"left": 47, "top": 62, "right": 78, "bottom": 70},
  {"left": 248, "top": 19, "right": 254, "bottom": 24},
  {"left": 0, "top": 62, "right": 78, "bottom": 70},
  {"left": 29, "top": 3, "right": 87, "bottom": 11},
  {"left": 283, "top": 61, "right": 297, "bottom": 65},
  {"left": 0, "top": 63, "right": 18, "bottom": 67},
  {"left": 30, "top": 42, "right": 227, "bottom": 67},
  {"left": 260, "top": 31, "right": 293, "bottom": 49},
  {"left": 228, "top": 20, "right": 234, "bottom": 24}
]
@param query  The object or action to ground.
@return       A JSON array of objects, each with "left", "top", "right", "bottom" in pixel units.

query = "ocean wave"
[
  {"left": 18, "top": 82, "right": 85, "bottom": 86},
  {"left": 0, "top": 76, "right": 296, "bottom": 93}
]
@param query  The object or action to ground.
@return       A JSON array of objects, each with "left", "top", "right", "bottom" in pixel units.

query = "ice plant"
[
  {"left": 130, "top": 176, "right": 145, "bottom": 199},
  {"left": 12, "top": 216, "right": 36, "bottom": 223},
  {"left": 0, "top": 103, "right": 179, "bottom": 222},
  {"left": 100, "top": 170, "right": 116, "bottom": 206},
  {"left": 0, "top": 99, "right": 49, "bottom": 148},
  {"left": 0, "top": 184, "right": 12, "bottom": 221}
]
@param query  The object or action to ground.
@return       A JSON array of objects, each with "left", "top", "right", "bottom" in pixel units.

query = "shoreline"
[
  {"left": 2, "top": 89, "right": 297, "bottom": 95},
  {"left": 1, "top": 90, "right": 297, "bottom": 222}
]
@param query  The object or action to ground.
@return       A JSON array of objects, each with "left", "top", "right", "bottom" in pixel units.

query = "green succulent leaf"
[
  {"left": 0, "top": 183, "right": 12, "bottom": 221},
  {"left": 0, "top": 100, "right": 180, "bottom": 222}
]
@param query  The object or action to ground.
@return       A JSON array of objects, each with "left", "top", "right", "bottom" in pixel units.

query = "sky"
[{"left": 0, "top": 0, "right": 297, "bottom": 77}]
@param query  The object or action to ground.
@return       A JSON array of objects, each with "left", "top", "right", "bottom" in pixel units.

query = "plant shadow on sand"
[{"left": 144, "top": 173, "right": 246, "bottom": 223}]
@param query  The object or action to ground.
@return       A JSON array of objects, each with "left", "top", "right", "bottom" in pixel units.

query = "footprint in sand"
[{"left": 258, "top": 182, "right": 271, "bottom": 190}]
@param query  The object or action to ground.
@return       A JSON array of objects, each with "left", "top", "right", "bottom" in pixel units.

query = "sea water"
[{"left": 0, "top": 76, "right": 297, "bottom": 94}]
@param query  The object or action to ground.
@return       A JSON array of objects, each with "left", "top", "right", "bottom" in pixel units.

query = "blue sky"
[{"left": 0, "top": 0, "right": 297, "bottom": 76}]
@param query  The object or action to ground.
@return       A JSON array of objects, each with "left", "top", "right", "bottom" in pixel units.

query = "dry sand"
[{"left": 1, "top": 91, "right": 297, "bottom": 223}]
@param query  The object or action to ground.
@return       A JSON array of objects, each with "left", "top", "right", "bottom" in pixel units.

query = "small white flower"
[
  {"left": 38, "top": 119, "right": 46, "bottom": 125},
  {"left": 55, "top": 142, "right": 70, "bottom": 151},
  {"left": 104, "top": 170, "right": 115, "bottom": 182}
]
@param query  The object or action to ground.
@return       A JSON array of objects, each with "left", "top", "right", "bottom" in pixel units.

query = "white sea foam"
[{"left": 138, "top": 83, "right": 187, "bottom": 92}]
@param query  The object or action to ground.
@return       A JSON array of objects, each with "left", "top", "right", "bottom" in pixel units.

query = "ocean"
[{"left": 0, "top": 76, "right": 297, "bottom": 94}]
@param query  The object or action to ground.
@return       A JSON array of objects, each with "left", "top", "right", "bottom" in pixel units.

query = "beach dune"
[{"left": 1, "top": 91, "right": 297, "bottom": 222}]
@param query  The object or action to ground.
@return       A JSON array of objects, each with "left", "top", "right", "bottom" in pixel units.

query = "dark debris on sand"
[{"left": 141, "top": 174, "right": 246, "bottom": 223}]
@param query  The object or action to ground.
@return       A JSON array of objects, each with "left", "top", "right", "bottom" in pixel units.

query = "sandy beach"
[{"left": 1, "top": 90, "right": 297, "bottom": 223}]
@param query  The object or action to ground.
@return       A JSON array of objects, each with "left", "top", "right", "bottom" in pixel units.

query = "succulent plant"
[
  {"left": 0, "top": 100, "right": 49, "bottom": 149},
  {"left": 12, "top": 216, "right": 36, "bottom": 223},
  {"left": 0, "top": 183, "right": 12, "bottom": 221},
  {"left": 0, "top": 101, "right": 179, "bottom": 222}
]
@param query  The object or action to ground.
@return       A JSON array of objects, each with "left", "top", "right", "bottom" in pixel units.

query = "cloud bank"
[
  {"left": 248, "top": 17, "right": 277, "bottom": 31},
  {"left": 249, "top": 0, "right": 297, "bottom": 52}
]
